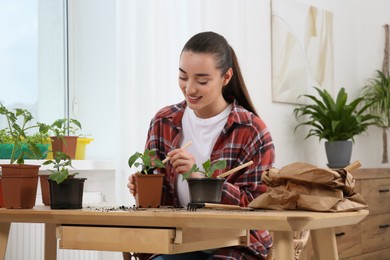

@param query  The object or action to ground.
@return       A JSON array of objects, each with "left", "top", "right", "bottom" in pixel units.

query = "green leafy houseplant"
[
  {"left": 0, "top": 103, "right": 50, "bottom": 164},
  {"left": 293, "top": 87, "right": 378, "bottom": 167},
  {"left": 293, "top": 87, "right": 377, "bottom": 142},
  {"left": 43, "top": 152, "right": 78, "bottom": 184},
  {"left": 361, "top": 70, "right": 390, "bottom": 163},
  {"left": 182, "top": 159, "right": 227, "bottom": 180},
  {"left": 128, "top": 149, "right": 165, "bottom": 174}
]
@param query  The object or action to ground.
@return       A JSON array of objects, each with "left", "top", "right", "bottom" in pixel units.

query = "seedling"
[
  {"left": 43, "top": 152, "right": 78, "bottom": 184},
  {"left": 0, "top": 103, "right": 50, "bottom": 164},
  {"left": 182, "top": 159, "right": 227, "bottom": 180},
  {"left": 128, "top": 149, "right": 165, "bottom": 174}
]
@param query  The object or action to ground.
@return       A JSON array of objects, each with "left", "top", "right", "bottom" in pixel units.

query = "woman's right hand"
[
  {"left": 127, "top": 174, "right": 136, "bottom": 196},
  {"left": 168, "top": 148, "right": 196, "bottom": 175}
]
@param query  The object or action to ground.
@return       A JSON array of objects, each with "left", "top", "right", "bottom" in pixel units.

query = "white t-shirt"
[{"left": 176, "top": 104, "right": 232, "bottom": 206}]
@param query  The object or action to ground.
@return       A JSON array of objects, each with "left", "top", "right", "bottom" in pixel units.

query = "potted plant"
[
  {"left": 0, "top": 131, "right": 49, "bottom": 160},
  {"left": 43, "top": 152, "right": 86, "bottom": 209},
  {"left": 0, "top": 103, "right": 50, "bottom": 209},
  {"left": 293, "top": 87, "right": 378, "bottom": 168},
  {"left": 183, "top": 159, "right": 227, "bottom": 203},
  {"left": 49, "top": 118, "right": 82, "bottom": 159},
  {"left": 128, "top": 149, "right": 165, "bottom": 208},
  {"left": 361, "top": 70, "right": 390, "bottom": 164}
]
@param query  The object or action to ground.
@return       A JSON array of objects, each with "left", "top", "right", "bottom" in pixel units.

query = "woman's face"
[{"left": 179, "top": 51, "right": 232, "bottom": 119}]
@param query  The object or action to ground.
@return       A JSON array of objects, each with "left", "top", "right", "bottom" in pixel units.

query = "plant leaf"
[{"left": 128, "top": 152, "right": 142, "bottom": 167}]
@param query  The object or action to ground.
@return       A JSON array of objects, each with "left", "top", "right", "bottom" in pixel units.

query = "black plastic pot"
[
  {"left": 187, "top": 178, "right": 225, "bottom": 203},
  {"left": 48, "top": 178, "right": 87, "bottom": 209}
]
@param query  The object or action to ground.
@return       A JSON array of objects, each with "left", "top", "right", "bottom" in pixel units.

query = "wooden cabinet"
[
  {"left": 301, "top": 168, "right": 390, "bottom": 260},
  {"left": 335, "top": 168, "right": 390, "bottom": 259}
]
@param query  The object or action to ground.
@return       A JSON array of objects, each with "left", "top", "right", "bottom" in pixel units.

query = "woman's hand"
[
  {"left": 127, "top": 174, "right": 136, "bottom": 196},
  {"left": 167, "top": 148, "right": 196, "bottom": 174}
]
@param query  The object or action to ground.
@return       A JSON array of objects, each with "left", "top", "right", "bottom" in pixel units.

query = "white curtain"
[{"left": 114, "top": 0, "right": 256, "bottom": 206}]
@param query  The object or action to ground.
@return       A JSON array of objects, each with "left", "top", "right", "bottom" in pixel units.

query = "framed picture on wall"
[{"left": 271, "top": 0, "right": 335, "bottom": 104}]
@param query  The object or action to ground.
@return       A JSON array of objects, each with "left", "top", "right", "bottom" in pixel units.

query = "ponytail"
[{"left": 222, "top": 47, "right": 258, "bottom": 116}]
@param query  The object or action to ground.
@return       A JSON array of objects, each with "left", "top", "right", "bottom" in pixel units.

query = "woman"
[{"left": 128, "top": 31, "right": 275, "bottom": 259}]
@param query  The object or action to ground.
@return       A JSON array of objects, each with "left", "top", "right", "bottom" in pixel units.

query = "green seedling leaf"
[
  {"left": 128, "top": 149, "right": 165, "bottom": 175},
  {"left": 182, "top": 159, "right": 227, "bottom": 180}
]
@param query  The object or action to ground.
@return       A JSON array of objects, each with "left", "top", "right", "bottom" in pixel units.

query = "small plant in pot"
[
  {"left": 49, "top": 118, "right": 82, "bottom": 159},
  {"left": 43, "top": 152, "right": 86, "bottom": 209},
  {"left": 0, "top": 103, "right": 50, "bottom": 209},
  {"left": 293, "top": 87, "right": 378, "bottom": 168},
  {"left": 183, "top": 159, "right": 227, "bottom": 204},
  {"left": 128, "top": 149, "right": 165, "bottom": 208}
]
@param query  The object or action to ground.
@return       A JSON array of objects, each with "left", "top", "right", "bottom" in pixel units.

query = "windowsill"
[{"left": 0, "top": 159, "right": 115, "bottom": 172}]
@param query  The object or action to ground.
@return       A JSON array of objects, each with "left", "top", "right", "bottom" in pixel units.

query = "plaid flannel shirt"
[{"left": 145, "top": 100, "right": 275, "bottom": 259}]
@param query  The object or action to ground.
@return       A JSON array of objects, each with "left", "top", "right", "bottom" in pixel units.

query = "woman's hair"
[{"left": 181, "top": 31, "right": 258, "bottom": 116}]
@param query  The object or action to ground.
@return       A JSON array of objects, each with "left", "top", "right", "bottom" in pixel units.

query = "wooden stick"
[
  {"left": 217, "top": 161, "right": 254, "bottom": 179},
  {"left": 204, "top": 203, "right": 241, "bottom": 210},
  {"left": 162, "top": 141, "right": 193, "bottom": 164},
  {"left": 202, "top": 203, "right": 253, "bottom": 210},
  {"left": 344, "top": 160, "right": 361, "bottom": 172}
]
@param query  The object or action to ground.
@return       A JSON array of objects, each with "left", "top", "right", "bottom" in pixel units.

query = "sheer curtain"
[{"left": 114, "top": 0, "right": 254, "bottom": 206}]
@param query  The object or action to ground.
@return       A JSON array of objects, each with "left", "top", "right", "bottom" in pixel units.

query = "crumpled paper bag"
[{"left": 248, "top": 162, "right": 368, "bottom": 212}]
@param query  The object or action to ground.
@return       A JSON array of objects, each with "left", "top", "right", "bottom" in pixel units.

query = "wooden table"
[{"left": 0, "top": 206, "right": 368, "bottom": 260}]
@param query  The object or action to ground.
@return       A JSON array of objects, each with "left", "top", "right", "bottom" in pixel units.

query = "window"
[{"left": 0, "top": 0, "right": 67, "bottom": 131}]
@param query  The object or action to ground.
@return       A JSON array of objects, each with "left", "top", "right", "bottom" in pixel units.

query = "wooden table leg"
[
  {"left": 45, "top": 223, "right": 57, "bottom": 260},
  {"left": 0, "top": 223, "right": 11, "bottom": 260},
  {"left": 273, "top": 231, "right": 294, "bottom": 260},
  {"left": 311, "top": 228, "right": 338, "bottom": 260}
]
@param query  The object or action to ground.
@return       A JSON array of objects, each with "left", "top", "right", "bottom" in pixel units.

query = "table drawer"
[
  {"left": 335, "top": 224, "right": 362, "bottom": 258},
  {"left": 359, "top": 179, "right": 390, "bottom": 214},
  {"left": 57, "top": 225, "right": 248, "bottom": 254},
  {"left": 361, "top": 213, "right": 390, "bottom": 253}
]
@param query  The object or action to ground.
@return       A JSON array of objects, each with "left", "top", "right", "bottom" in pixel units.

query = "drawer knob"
[
  {"left": 335, "top": 232, "right": 345, "bottom": 237},
  {"left": 378, "top": 188, "right": 390, "bottom": 193},
  {"left": 379, "top": 224, "right": 390, "bottom": 229}
]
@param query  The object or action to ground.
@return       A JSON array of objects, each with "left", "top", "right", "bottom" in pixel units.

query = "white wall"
[
  {"left": 354, "top": 0, "right": 390, "bottom": 167},
  {"left": 69, "top": 0, "right": 390, "bottom": 174}
]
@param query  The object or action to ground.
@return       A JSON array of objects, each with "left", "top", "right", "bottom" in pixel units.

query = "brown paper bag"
[{"left": 249, "top": 162, "right": 368, "bottom": 212}]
